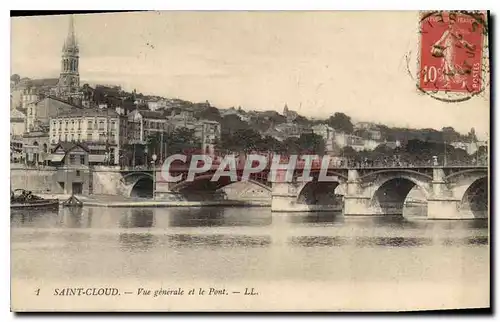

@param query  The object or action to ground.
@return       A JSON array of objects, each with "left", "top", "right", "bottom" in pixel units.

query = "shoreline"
[
  {"left": 33, "top": 194, "right": 271, "bottom": 208},
  {"left": 82, "top": 199, "right": 271, "bottom": 208},
  {"left": 30, "top": 193, "right": 427, "bottom": 211}
]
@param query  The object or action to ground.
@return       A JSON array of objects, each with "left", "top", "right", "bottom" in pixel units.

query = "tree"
[
  {"left": 146, "top": 128, "right": 201, "bottom": 160},
  {"left": 340, "top": 146, "right": 358, "bottom": 159},
  {"left": 327, "top": 112, "right": 354, "bottom": 133},
  {"left": 223, "top": 129, "right": 263, "bottom": 152},
  {"left": 472, "top": 145, "right": 488, "bottom": 165},
  {"left": 441, "top": 126, "right": 460, "bottom": 142},
  {"left": 10, "top": 74, "right": 20, "bottom": 84},
  {"left": 467, "top": 127, "right": 478, "bottom": 142},
  {"left": 220, "top": 114, "right": 250, "bottom": 135},
  {"left": 295, "top": 133, "right": 326, "bottom": 155},
  {"left": 255, "top": 136, "right": 284, "bottom": 152},
  {"left": 195, "top": 106, "right": 222, "bottom": 122},
  {"left": 121, "top": 143, "right": 147, "bottom": 166},
  {"left": 354, "top": 128, "right": 372, "bottom": 140}
]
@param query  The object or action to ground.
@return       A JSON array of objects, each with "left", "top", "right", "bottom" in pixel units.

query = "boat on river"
[{"left": 10, "top": 189, "right": 59, "bottom": 210}]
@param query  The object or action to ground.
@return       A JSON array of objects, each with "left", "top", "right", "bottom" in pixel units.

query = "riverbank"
[
  {"left": 82, "top": 198, "right": 271, "bottom": 208},
  {"left": 35, "top": 193, "right": 271, "bottom": 208}
]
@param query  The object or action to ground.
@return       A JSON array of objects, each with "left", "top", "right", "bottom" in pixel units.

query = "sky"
[{"left": 10, "top": 11, "right": 490, "bottom": 138}]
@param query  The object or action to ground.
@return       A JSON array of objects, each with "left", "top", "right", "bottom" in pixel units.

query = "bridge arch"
[
  {"left": 169, "top": 174, "right": 271, "bottom": 193},
  {"left": 459, "top": 176, "right": 488, "bottom": 218},
  {"left": 363, "top": 170, "right": 432, "bottom": 215},
  {"left": 121, "top": 172, "right": 155, "bottom": 198},
  {"left": 446, "top": 169, "right": 488, "bottom": 201},
  {"left": 297, "top": 181, "right": 341, "bottom": 205},
  {"left": 295, "top": 170, "right": 347, "bottom": 206}
]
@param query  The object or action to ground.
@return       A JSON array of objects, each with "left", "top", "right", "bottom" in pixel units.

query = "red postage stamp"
[{"left": 419, "top": 11, "right": 486, "bottom": 95}]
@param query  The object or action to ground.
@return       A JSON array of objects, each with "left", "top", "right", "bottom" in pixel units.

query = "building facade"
[
  {"left": 48, "top": 142, "right": 91, "bottom": 195},
  {"left": 49, "top": 109, "right": 128, "bottom": 165},
  {"left": 196, "top": 120, "right": 221, "bottom": 155},
  {"left": 26, "top": 96, "right": 78, "bottom": 132},
  {"left": 312, "top": 124, "right": 336, "bottom": 154},
  {"left": 10, "top": 108, "right": 26, "bottom": 138},
  {"left": 22, "top": 130, "right": 50, "bottom": 166},
  {"left": 127, "top": 110, "right": 173, "bottom": 144}
]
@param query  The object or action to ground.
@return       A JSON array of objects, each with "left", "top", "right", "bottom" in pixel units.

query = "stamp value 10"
[{"left": 419, "top": 11, "right": 487, "bottom": 96}]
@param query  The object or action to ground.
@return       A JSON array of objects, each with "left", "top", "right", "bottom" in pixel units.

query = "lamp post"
[
  {"left": 151, "top": 153, "right": 157, "bottom": 200},
  {"left": 443, "top": 140, "right": 447, "bottom": 166}
]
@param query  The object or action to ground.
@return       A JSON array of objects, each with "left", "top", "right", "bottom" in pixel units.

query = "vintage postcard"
[{"left": 10, "top": 11, "right": 490, "bottom": 312}]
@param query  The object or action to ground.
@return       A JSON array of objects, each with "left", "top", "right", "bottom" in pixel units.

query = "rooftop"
[
  {"left": 18, "top": 78, "right": 59, "bottom": 88},
  {"left": 58, "top": 108, "right": 120, "bottom": 118},
  {"left": 136, "top": 110, "right": 167, "bottom": 120},
  {"left": 53, "top": 142, "right": 90, "bottom": 153}
]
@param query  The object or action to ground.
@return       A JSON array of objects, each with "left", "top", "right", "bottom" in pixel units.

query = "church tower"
[{"left": 58, "top": 15, "right": 80, "bottom": 97}]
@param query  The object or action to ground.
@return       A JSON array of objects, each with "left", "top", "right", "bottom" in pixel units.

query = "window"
[
  {"left": 98, "top": 121, "right": 104, "bottom": 130},
  {"left": 87, "top": 133, "right": 92, "bottom": 141},
  {"left": 76, "top": 170, "right": 80, "bottom": 177},
  {"left": 111, "top": 121, "right": 116, "bottom": 130},
  {"left": 80, "top": 155, "right": 85, "bottom": 165},
  {"left": 69, "top": 154, "right": 76, "bottom": 165},
  {"left": 58, "top": 121, "right": 62, "bottom": 130},
  {"left": 87, "top": 120, "right": 93, "bottom": 129}
]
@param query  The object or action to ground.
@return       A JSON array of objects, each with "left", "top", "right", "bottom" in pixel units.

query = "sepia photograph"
[{"left": 9, "top": 10, "right": 490, "bottom": 312}]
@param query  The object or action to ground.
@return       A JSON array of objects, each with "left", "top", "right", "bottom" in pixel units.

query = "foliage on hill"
[{"left": 11, "top": 74, "right": 483, "bottom": 147}]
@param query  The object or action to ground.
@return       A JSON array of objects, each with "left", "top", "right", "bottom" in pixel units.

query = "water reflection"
[
  {"left": 166, "top": 234, "right": 271, "bottom": 248},
  {"left": 11, "top": 206, "right": 489, "bottom": 293},
  {"left": 466, "top": 236, "right": 489, "bottom": 246},
  {"left": 441, "top": 236, "right": 489, "bottom": 246},
  {"left": 286, "top": 211, "right": 344, "bottom": 225},
  {"left": 119, "top": 233, "right": 158, "bottom": 252},
  {"left": 10, "top": 210, "right": 48, "bottom": 226},
  {"left": 370, "top": 215, "right": 426, "bottom": 229},
  {"left": 290, "top": 236, "right": 349, "bottom": 247},
  {"left": 168, "top": 207, "right": 272, "bottom": 227},
  {"left": 118, "top": 209, "right": 156, "bottom": 251},
  {"left": 59, "top": 207, "right": 84, "bottom": 228},
  {"left": 355, "top": 236, "right": 434, "bottom": 247},
  {"left": 119, "top": 209, "right": 155, "bottom": 229}
]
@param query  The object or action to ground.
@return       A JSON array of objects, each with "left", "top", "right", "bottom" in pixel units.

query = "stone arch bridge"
[{"left": 112, "top": 165, "right": 487, "bottom": 220}]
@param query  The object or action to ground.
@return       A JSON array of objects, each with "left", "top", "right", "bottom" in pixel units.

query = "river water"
[{"left": 11, "top": 206, "right": 489, "bottom": 311}]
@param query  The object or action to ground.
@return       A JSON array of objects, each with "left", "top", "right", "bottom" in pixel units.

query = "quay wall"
[
  {"left": 10, "top": 167, "right": 64, "bottom": 194},
  {"left": 92, "top": 171, "right": 127, "bottom": 196}
]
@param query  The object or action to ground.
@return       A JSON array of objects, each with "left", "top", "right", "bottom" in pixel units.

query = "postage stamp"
[{"left": 418, "top": 11, "right": 488, "bottom": 101}]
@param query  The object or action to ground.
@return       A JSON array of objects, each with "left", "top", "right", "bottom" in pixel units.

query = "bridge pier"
[
  {"left": 154, "top": 181, "right": 175, "bottom": 200},
  {"left": 271, "top": 182, "right": 300, "bottom": 212},
  {"left": 427, "top": 198, "right": 470, "bottom": 219},
  {"left": 343, "top": 169, "right": 376, "bottom": 216},
  {"left": 427, "top": 168, "right": 470, "bottom": 219}
]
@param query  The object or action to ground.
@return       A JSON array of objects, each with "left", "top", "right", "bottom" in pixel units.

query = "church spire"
[
  {"left": 63, "top": 15, "right": 78, "bottom": 52},
  {"left": 58, "top": 14, "right": 80, "bottom": 100}
]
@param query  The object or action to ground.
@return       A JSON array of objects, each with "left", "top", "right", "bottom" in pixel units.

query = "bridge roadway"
[{"left": 113, "top": 160, "right": 488, "bottom": 220}]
